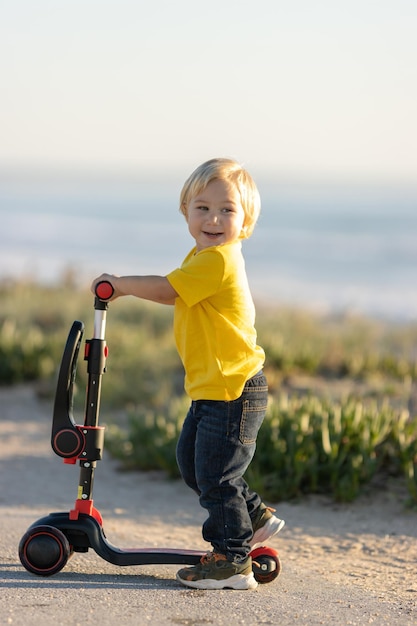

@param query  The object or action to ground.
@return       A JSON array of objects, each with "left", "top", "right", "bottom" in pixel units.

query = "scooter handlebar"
[{"left": 95, "top": 280, "right": 115, "bottom": 302}]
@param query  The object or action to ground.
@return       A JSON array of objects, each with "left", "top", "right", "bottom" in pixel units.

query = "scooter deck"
[{"left": 29, "top": 512, "right": 204, "bottom": 566}]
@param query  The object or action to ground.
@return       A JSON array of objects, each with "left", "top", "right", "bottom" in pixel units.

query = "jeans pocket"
[{"left": 239, "top": 398, "right": 267, "bottom": 445}]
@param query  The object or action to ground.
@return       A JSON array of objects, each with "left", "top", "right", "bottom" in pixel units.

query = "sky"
[{"left": 1, "top": 0, "right": 416, "bottom": 183}]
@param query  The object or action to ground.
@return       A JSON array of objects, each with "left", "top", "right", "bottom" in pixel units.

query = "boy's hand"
[
  {"left": 91, "top": 273, "right": 120, "bottom": 300},
  {"left": 91, "top": 273, "right": 177, "bottom": 305}
]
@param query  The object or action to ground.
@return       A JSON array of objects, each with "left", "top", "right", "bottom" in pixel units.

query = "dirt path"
[{"left": 0, "top": 385, "right": 416, "bottom": 625}]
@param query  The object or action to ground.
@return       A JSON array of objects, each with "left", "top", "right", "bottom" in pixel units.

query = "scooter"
[{"left": 18, "top": 281, "right": 281, "bottom": 584}]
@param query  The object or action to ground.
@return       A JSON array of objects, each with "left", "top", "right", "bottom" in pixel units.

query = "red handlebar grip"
[{"left": 95, "top": 281, "right": 114, "bottom": 301}]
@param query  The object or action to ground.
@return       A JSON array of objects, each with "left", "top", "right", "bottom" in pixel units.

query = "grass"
[{"left": 1, "top": 276, "right": 416, "bottom": 505}]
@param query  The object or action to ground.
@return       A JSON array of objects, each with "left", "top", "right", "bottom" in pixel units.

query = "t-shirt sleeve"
[{"left": 167, "top": 248, "right": 224, "bottom": 307}]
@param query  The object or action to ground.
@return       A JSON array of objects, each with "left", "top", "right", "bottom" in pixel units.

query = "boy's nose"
[{"left": 207, "top": 212, "right": 219, "bottom": 224}]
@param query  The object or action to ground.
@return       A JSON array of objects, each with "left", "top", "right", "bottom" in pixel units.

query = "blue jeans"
[{"left": 176, "top": 371, "right": 268, "bottom": 562}]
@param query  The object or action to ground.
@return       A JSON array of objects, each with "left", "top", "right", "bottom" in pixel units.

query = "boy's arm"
[{"left": 91, "top": 273, "right": 178, "bottom": 305}]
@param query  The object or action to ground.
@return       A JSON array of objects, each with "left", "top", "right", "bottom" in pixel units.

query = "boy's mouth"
[{"left": 203, "top": 231, "right": 223, "bottom": 238}]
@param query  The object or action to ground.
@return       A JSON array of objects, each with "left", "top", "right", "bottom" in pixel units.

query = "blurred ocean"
[{"left": 1, "top": 174, "right": 416, "bottom": 321}]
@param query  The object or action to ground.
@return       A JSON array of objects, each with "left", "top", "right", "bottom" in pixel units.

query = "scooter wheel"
[
  {"left": 250, "top": 546, "right": 281, "bottom": 584},
  {"left": 19, "top": 525, "right": 71, "bottom": 576}
]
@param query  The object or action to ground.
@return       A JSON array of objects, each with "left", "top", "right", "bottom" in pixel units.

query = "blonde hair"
[{"left": 179, "top": 158, "right": 261, "bottom": 239}]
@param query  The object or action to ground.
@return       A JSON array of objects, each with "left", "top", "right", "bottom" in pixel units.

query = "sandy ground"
[{"left": 0, "top": 385, "right": 416, "bottom": 626}]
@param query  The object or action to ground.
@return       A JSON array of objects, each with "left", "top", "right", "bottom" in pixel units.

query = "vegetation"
[{"left": 1, "top": 277, "right": 416, "bottom": 506}]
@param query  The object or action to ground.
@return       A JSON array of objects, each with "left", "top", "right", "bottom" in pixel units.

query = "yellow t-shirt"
[{"left": 166, "top": 241, "right": 265, "bottom": 401}]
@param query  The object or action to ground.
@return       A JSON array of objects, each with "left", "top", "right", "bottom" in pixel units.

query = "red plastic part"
[
  {"left": 249, "top": 546, "right": 279, "bottom": 560},
  {"left": 69, "top": 500, "right": 103, "bottom": 525},
  {"left": 95, "top": 281, "right": 114, "bottom": 301}
]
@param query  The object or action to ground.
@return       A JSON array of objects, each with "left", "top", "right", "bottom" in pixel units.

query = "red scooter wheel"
[{"left": 250, "top": 546, "right": 281, "bottom": 584}]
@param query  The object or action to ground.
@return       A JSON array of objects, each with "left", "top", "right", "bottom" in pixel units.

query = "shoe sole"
[
  {"left": 176, "top": 572, "right": 258, "bottom": 590},
  {"left": 250, "top": 516, "right": 285, "bottom": 549}
]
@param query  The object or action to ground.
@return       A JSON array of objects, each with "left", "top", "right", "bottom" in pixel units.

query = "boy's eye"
[{"left": 193, "top": 205, "right": 234, "bottom": 213}]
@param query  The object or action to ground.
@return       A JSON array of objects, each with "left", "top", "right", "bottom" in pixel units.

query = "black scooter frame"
[{"left": 18, "top": 282, "right": 280, "bottom": 583}]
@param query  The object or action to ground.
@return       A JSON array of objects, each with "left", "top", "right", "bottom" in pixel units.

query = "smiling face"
[{"left": 185, "top": 179, "right": 246, "bottom": 252}]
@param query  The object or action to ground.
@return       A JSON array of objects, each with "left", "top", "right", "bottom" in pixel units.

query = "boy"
[{"left": 91, "top": 158, "right": 284, "bottom": 590}]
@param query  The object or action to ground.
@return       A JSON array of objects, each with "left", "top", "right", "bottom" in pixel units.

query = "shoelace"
[
  {"left": 201, "top": 551, "right": 258, "bottom": 569},
  {"left": 201, "top": 551, "right": 227, "bottom": 564}
]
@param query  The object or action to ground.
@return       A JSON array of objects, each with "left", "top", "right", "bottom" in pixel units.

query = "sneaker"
[
  {"left": 176, "top": 552, "right": 258, "bottom": 590},
  {"left": 250, "top": 503, "right": 285, "bottom": 549}
]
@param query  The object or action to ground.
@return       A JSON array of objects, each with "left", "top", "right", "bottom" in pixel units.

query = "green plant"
[
  {"left": 104, "top": 396, "right": 189, "bottom": 477},
  {"left": 0, "top": 319, "right": 55, "bottom": 383},
  {"left": 248, "top": 395, "right": 407, "bottom": 502},
  {"left": 104, "top": 392, "right": 417, "bottom": 505},
  {"left": 389, "top": 410, "right": 417, "bottom": 507},
  {"left": 2, "top": 278, "right": 417, "bottom": 506}
]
